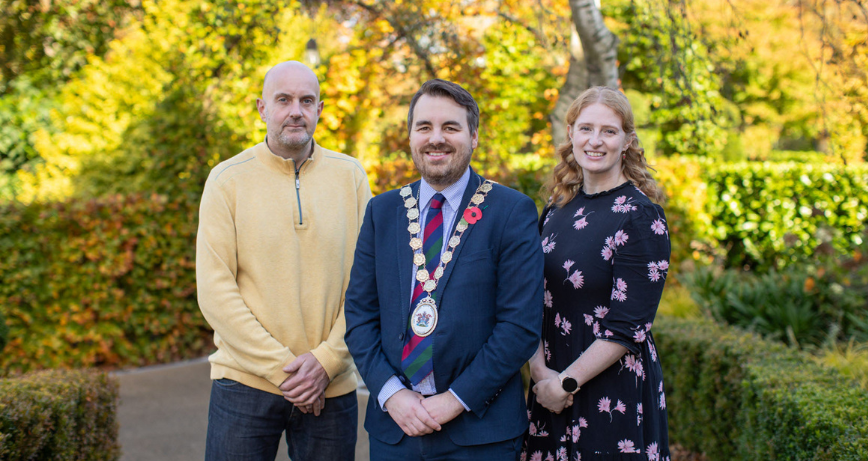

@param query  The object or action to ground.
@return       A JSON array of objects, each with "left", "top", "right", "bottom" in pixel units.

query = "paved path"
[{"left": 114, "top": 357, "right": 369, "bottom": 460}]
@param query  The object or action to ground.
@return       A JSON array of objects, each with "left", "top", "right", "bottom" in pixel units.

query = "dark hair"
[{"left": 407, "top": 79, "right": 480, "bottom": 135}]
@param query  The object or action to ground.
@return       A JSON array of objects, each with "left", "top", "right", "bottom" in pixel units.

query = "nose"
[
  {"left": 289, "top": 100, "right": 303, "bottom": 118},
  {"left": 589, "top": 132, "right": 603, "bottom": 146},
  {"left": 430, "top": 128, "right": 445, "bottom": 144}
]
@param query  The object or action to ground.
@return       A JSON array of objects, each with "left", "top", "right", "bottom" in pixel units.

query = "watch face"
[{"left": 562, "top": 376, "right": 579, "bottom": 393}]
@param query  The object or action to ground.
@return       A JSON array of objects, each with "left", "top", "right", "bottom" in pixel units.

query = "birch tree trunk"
[{"left": 550, "top": 0, "right": 621, "bottom": 146}]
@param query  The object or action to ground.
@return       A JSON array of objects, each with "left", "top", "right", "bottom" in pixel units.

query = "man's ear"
[{"left": 256, "top": 98, "right": 267, "bottom": 123}]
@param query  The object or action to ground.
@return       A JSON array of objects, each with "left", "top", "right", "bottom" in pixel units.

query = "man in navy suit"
[{"left": 344, "top": 79, "right": 544, "bottom": 460}]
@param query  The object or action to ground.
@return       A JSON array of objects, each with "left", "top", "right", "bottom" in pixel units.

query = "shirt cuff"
[
  {"left": 377, "top": 375, "right": 406, "bottom": 412},
  {"left": 448, "top": 388, "right": 471, "bottom": 412}
]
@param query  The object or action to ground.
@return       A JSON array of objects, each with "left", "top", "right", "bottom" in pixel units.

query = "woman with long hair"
[{"left": 523, "top": 87, "right": 671, "bottom": 460}]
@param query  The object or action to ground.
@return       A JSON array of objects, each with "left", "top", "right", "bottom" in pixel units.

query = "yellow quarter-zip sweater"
[{"left": 196, "top": 141, "right": 372, "bottom": 397}]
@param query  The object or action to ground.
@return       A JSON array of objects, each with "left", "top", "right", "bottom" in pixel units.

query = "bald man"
[{"left": 196, "top": 61, "right": 372, "bottom": 460}]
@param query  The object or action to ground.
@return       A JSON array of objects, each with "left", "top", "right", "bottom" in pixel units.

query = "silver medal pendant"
[{"left": 411, "top": 296, "right": 438, "bottom": 337}]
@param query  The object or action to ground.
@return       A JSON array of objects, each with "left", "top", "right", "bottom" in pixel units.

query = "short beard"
[
  {"left": 277, "top": 130, "right": 312, "bottom": 149},
  {"left": 413, "top": 145, "right": 472, "bottom": 188}
]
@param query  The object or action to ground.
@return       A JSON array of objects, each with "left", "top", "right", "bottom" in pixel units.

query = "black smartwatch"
[{"left": 559, "top": 373, "right": 580, "bottom": 394}]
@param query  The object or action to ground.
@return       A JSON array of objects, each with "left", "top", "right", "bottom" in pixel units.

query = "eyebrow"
[
  {"left": 273, "top": 92, "right": 317, "bottom": 100},
  {"left": 414, "top": 119, "right": 463, "bottom": 128}
]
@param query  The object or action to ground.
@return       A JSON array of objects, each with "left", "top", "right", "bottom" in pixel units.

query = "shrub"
[
  {"left": 0, "top": 193, "right": 211, "bottom": 374},
  {"left": 0, "top": 369, "right": 120, "bottom": 460},
  {"left": 0, "top": 307, "right": 7, "bottom": 354},
  {"left": 683, "top": 251, "right": 868, "bottom": 347},
  {"left": 704, "top": 161, "right": 868, "bottom": 271},
  {"left": 655, "top": 317, "right": 868, "bottom": 460}
]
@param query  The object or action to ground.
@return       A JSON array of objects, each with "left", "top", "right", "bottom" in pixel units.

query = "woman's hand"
[{"left": 532, "top": 378, "right": 574, "bottom": 414}]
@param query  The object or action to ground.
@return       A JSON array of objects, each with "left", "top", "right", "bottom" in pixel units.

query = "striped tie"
[{"left": 401, "top": 193, "right": 444, "bottom": 385}]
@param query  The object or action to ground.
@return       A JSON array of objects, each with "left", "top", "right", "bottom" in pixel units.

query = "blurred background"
[{"left": 0, "top": 0, "right": 866, "bottom": 452}]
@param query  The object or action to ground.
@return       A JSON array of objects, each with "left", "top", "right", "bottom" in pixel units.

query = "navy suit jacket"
[{"left": 344, "top": 171, "right": 544, "bottom": 446}]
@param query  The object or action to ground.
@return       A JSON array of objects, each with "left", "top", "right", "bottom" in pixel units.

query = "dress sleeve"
[{"left": 597, "top": 204, "right": 671, "bottom": 355}]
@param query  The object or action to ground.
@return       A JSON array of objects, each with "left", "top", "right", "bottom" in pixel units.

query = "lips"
[
  {"left": 585, "top": 151, "right": 606, "bottom": 157},
  {"left": 423, "top": 144, "right": 454, "bottom": 157}
]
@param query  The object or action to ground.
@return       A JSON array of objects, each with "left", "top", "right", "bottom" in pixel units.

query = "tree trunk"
[{"left": 550, "top": 0, "right": 620, "bottom": 146}]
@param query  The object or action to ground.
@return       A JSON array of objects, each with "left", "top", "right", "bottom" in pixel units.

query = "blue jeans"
[{"left": 205, "top": 378, "right": 357, "bottom": 461}]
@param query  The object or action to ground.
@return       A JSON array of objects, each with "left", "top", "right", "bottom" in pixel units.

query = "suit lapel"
[
  {"left": 396, "top": 181, "right": 421, "bottom": 323},
  {"left": 434, "top": 170, "right": 485, "bottom": 306}
]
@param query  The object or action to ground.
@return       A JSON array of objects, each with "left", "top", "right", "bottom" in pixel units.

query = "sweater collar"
[{"left": 255, "top": 139, "right": 320, "bottom": 176}]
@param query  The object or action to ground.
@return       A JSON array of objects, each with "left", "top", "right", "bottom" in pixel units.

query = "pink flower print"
[
  {"left": 521, "top": 450, "right": 527, "bottom": 461},
  {"left": 598, "top": 397, "right": 612, "bottom": 421},
  {"left": 637, "top": 403, "right": 643, "bottom": 426},
  {"left": 554, "top": 312, "right": 561, "bottom": 327},
  {"left": 612, "top": 278, "right": 628, "bottom": 302},
  {"left": 529, "top": 422, "right": 537, "bottom": 436},
  {"left": 649, "top": 342, "right": 658, "bottom": 362},
  {"left": 579, "top": 417, "right": 588, "bottom": 428},
  {"left": 612, "top": 196, "right": 637, "bottom": 213},
  {"left": 593, "top": 321, "right": 601, "bottom": 337},
  {"left": 616, "top": 278, "right": 628, "bottom": 291},
  {"left": 601, "top": 246, "right": 613, "bottom": 261},
  {"left": 659, "top": 381, "right": 664, "bottom": 392},
  {"left": 604, "top": 330, "right": 613, "bottom": 337},
  {"left": 633, "top": 329, "right": 647, "bottom": 343},
  {"left": 614, "top": 399, "right": 627, "bottom": 414},
  {"left": 567, "top": 270, "right": 584, "bottom": 289},
  {"left": 563, "top": 259, "right": 575, "bottom": 273},
  {"left": 556, "top": 447, "right": 568, "bottom": 461},
  {"left": 623, "top": 354, "right": 645, "bottom": 381},
  {"left": 594, "top": 306, "right": 609, "bottom": 318},
  {"left": 648, "top": 261, "right": 659, "bottom": 270},
  {"left": 544, "top": 209, "right": 554, "bottom": 226},
  {"left": 545, "top": 453, "right": 554, "bottom": 461},
  {"left": 574, "top": 207, "right": 585, "bottom": 217},
  {"left": 604, "top": 236, "right": 614, "bottom": 247},
  {"left": 571, "top": 424, "right": 580, "bottom": 443},
  {"left": 613, "top": 230, "right": 629, "bottom": 246},
  {"left": 584, "top": 314, "right": 594, "bottom": 326},
  {"left": 659, "top": 381, "right": 667, "bottom": 409},
  {"left": 560, "top": 318, "right": 572, "bottom": 336},
  {"left": 618, "top": 439, "right": 640, "bottom": 453},
  {"left": 573, "top": 217, "right": 588, "bottom": 230},
  {"left": 544, "top": 290, "right": 553, "bottom": 308},
  {"left": 530, "top": 451, "right": 543, "bottom": 461},
  {"left": 658, "top": 260, "right": 669, "bottom": 270},
  {"left": 647, "top": 442, "right": 660, "bottom": 461},
  {"left": 648, "top": 269, "right": 661, "bottom": 282},
  {"left": 646, "top": 322, "right": 653, "bottom": 331},
  {"left": 651, "top": 219, "right": 666, "bottom": 235},
  {"left": 544, "top": 340, "right": 551, "bottom": 361},
  {"left": 542, "top": 234, "right": 556, "bottom": 253}
]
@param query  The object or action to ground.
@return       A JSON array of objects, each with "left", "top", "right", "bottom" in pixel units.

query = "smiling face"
[
  {"left": 256, "top": 62, "right": 323, "bottom": 160},
  {"left": 409, "top": 94, "right": 478, "bottom": 190},
  {"left": 568, "top": 102, "right": 632, "bottom": 188}
]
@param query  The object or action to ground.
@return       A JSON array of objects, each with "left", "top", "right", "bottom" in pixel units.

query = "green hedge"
[
  {"left": 0, "top": 307, "right": 7, "bottom": 354},
  {"left": 653, "top": 156, "right": 868, "bottom": 272},
  {"left": 0, "top": 369, "right": 120, "bottom": 460},
  {"left": 705, "top": 162, "right": 868, "bottom": 271},
  {"left": 655, "top": 317, "right": 868, "bottom": 460},
  {"left": 0, "top": 194, "right": 211, "bottom": 374}
]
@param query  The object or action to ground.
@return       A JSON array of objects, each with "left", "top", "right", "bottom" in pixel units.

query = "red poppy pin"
[{"left": 464, "top": 206, "right": 483, "bottom": 224}]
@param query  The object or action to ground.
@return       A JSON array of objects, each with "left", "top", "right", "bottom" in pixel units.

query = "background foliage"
[
  {"left": 0, "top": 369, "right": 119, "bottom": 460},
  {"left": 655, "top": 317, "right": 868, "bottom": 460}
]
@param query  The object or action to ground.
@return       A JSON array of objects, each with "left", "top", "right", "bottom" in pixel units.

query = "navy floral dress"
[{"left": 523, "top": 182, "right": 671, "bottom": 461}]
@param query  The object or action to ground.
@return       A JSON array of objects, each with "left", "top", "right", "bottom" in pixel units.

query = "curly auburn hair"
[{"left": 547, "top": 86, "right": 664, "bottom": 207}]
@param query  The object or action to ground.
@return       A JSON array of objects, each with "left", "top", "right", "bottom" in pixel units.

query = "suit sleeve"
[
  {"left": 344, "top": 200, "right": 400, "bottom": 402},
  {"left": 196, "top": 177, "right": 295, "bottom": 387},
  {"left": 449, "top": 196, "right": 544, "bottom": 416},
  {"left": 310, "top": 169, "right": 373, "bottom": 379}
]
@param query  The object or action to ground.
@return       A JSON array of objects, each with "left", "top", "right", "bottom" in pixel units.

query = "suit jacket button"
[{"left": 399, "top": 333, "right": 404, "bottom": 341}]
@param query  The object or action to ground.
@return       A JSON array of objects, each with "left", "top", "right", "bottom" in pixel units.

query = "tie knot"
[{"left": 429, "top": 193, "right": 445, "bottom": 210}]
